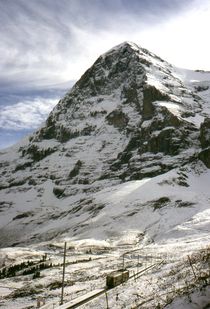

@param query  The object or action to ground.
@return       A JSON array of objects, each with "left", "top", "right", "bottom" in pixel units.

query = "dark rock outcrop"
[
  {"left": 199, "top": 147, "right": 210, "bottom": 168},
  {"left": 200, "top": 118, "right": 210, "bottom": 149}
]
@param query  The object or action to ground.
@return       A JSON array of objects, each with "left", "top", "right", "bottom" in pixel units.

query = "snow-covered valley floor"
[{"left": 0, "top": 233, "right": 210, "bottom": 309}]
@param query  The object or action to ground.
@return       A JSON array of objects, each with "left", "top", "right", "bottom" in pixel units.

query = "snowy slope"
[
  {"left": 0, "top": 41, "right": 210, "bottom": 249},
  {"left": 1, "top": 41, "right": 210, "bottom": 309}
]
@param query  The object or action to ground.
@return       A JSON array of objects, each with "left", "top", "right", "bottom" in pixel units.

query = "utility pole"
[
  {"left": 122, "top": 252, "right": 127, "bottom": 270},
  {"left": 122, "top": 253, "right": 125, "bottom": 270},
  {"left": 60, "top": 242, "right": 67, "bottom": 305}
]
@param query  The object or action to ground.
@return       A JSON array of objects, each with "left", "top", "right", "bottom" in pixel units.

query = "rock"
[
  {"left": 68, "top": 160, "right": 83, "bottom": 178},
  {"left": 22, "top": 144, "right": 57, "bottom": 161},
  {"left": 53, "top": 186, "right": 65, "bottom": 198},
  {"left": 142, "top": 85, "right": 170, "bottom": 120},
  {"left": 199, "top": 147, "right": 210, "bottom": 168},
  {"left": 106, "top": 109, "right": 129, "bottom": 129},
  {"left": 200, "top": 118, "right": 210, "bottom": 148}
]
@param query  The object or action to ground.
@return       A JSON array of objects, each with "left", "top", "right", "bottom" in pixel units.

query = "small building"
[{"left": 106, "top": 269, "right": 129, "bottom": 288}]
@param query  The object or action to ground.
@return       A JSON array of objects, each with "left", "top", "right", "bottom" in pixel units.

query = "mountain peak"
[
  {"left": 71, "top": 41, "right": 147, "bottom": 98},
  {"left": 105, "top": 41, "right": 140, "bottom": 54},
  {"left": 0, "top": 41, "right": 209, "bottom": 249},
  {"left": 68, "top": 41, "right": 167, "bottom": 101},
  {"left": 104, "top": 41, "right": 165, "bottom": 64}
]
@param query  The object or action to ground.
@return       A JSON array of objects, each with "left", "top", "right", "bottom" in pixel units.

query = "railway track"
[
  {"left": 44, "top": 260, "right": 164, "bottom": 309},
  {"left": 57, "top": 289, "right": 106, "bottom": 309}
]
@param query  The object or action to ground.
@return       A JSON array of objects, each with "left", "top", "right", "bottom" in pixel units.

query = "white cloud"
[
  {"left": 136, "top": 0, "right": 210, "bottom": 70},
  {"left": 0, "top": 97, "right": 58, "bottom": 130},
  {"left": 0, "top": 0, "right": 210, "bottom": 89},
  {"left": 71, "top": 2, "right": 210, "bottom": 77}
]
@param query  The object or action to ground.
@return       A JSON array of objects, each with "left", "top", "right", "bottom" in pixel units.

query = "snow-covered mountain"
[{"left": 1, "top": 41, "right": 210, "bottom": 249}]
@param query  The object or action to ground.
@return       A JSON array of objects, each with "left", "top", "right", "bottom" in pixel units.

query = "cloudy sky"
[{"left": 0, "top": 0, "right": 210, "bottom": 149}]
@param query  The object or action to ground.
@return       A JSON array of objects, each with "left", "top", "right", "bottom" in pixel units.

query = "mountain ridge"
[{"left": 0, "top": 41, "right": 210, "bottom": 248}]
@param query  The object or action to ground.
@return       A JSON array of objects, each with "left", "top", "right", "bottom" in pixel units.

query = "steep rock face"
[
  {"left": 0, "top": 41, "right": 209, "bottom": 246},
  {"left": 21, "top": 42, "right": 202, "bottom": 181},
  {"left": 32, "top": 43, "right": 146, "bottom": 143}
]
